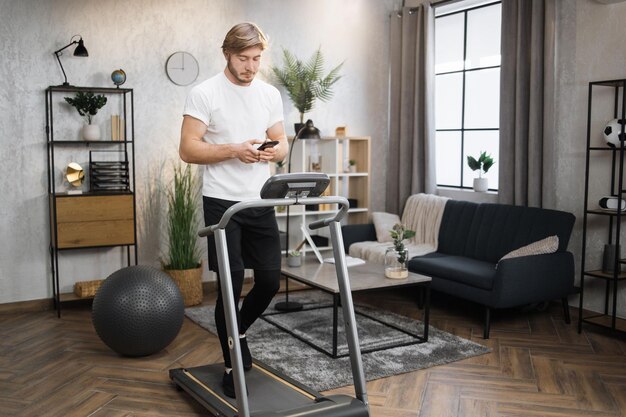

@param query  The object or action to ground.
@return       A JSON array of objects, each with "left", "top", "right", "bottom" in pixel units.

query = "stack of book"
[{"left": 110, "top": 114, "right": 126, "bottom": 141}]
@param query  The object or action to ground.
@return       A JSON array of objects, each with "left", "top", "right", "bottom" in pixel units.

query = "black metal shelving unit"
[
  {"left": 46, "top": 85, "right": 138, "bottom": 317},
  {"left": 579, "top": 78, "right": 626, "bottom": 334}
]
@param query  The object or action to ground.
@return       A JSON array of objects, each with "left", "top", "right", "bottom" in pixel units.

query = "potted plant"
[
  {"left": 271, "top": 47, "right": 343, "bottom": 133},
  {"left": 64, "top": 91, "right": 107, "bottom": 140},
  {"left": 348, "top": 159, "right": 357, "bottom": 173},
  {"left": 163, "top": 163, "right": 203, "bottom": 307},
  {"left": 467, "top": 151, "right": 495, "bottom": 192},
  {"left": 275, "top": 160, "right": 286, "bottom": 175},
  {"left": 384, "top": 223, "right": 416, "bottom": 279},
  {"left": 287, "top": 250, "right": 302, "bottom": 267}
]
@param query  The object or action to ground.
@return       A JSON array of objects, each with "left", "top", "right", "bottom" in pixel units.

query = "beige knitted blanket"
[{"left": 348, "top": 193, "right": 449, "bottom": 264}]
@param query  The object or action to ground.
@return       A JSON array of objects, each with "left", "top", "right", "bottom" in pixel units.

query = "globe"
[{"left": 111, "top": 69, "right": 126, "bottom": 86}]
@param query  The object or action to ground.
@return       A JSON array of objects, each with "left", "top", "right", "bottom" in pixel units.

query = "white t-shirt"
[{"left": 184, "top": 71, "right": 284, "bottom": 201}]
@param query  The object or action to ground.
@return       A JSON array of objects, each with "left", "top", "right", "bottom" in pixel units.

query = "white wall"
[{"left": 0, "top": 0, "right": 398, "bottom": 303}]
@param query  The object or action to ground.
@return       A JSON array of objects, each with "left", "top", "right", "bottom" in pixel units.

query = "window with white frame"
[{"left": 434, "top": 0, "right": 501, "bottom": 190}]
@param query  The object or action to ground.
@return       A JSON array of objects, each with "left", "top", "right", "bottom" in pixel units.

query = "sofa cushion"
[
  {"left": 409, "top": 252, "right": 497, "bottom": 290},
  {"left": 349, "top": 241, "right": 436, "bottom": 264},
  {"left": 437, "top": 200, "right": 479, "bottom": 256},
  {"left": 499, "top": 235, "right": 559, "bottom": 262},
  {"left": 462, "top": 204, "right": 575, "bottom": 263},
  {"left": 371, "top": 212, "right": 401, "bottom": 243}
]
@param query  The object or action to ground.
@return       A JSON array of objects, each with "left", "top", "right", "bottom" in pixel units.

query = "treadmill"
[{"left": 169, "top": 172, "right": 370, "bottom": 417}]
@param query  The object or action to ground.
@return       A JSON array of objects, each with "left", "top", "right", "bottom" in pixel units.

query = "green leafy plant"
[
  {"left": 64, "top": 91, "right": 107, "bottom": 124},
  {"left": 164, "top": 163, "right": 201, "bottom": 270},
  {"left": 271, "top": 47, "right": 343, "bottom": 123},
  {"left": 390, "top": 223, "right": 416, "bottom": 264},
  {"left": 467, "top": 151, "right": 495, "bottom": 178},
  {"left": 349, "top": 159, "right": 356, "bottom": 166}
]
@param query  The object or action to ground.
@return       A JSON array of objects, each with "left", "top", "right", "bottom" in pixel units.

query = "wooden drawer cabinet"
[{"left": 52, "top": 194, "right": 135, "bottom": 249}]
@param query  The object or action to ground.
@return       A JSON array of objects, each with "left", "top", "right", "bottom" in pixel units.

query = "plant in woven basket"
[{"left": 164, "top": 163, "right": 201, "bottom": 270}]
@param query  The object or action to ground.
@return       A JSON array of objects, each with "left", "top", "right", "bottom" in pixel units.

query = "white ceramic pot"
[
  {"left": 83, "top": 124, "right": 101, "bottom": 141},
  {"left": 287, "top": 255, "right": 302, "bottom": 267},
  {"left": 473, "top": 177, "right": 488, "bottom": 192}
]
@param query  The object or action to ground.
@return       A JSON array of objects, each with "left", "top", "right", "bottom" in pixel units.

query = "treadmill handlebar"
[{"left": 198, "top": 196, "right": 350, "bottom": 237}]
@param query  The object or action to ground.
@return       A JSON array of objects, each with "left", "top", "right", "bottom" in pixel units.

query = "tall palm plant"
[{"left": 271, "top": 47, "right": 343, "bottom": 124}]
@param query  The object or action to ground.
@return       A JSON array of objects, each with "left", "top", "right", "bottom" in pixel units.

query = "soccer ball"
[{"left": 604, "top": 118, "right": 626, "bottom": 147}]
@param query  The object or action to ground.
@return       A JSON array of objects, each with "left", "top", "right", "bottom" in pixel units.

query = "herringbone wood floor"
[{"left": 1, "top": 284, "right": 625, "bottom": 417}]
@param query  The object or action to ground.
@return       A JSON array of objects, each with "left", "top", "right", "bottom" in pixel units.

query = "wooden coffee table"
[{"left": 265, "top": 257, "right": 432, "bottom": 358}]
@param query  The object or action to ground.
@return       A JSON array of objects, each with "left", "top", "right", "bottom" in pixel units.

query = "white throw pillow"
[
  {"left": 499, "top": 235, "right": 559, "bottom": 262},
  {"left": 371, "top": 212, "right": 401, "bottom": 243}
]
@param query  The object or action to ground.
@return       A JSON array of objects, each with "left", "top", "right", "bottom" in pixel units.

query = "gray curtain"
[
  {"left": 386, "top": 4, "right": 436, "bottom": 215},
  {"left": 498, "top": 0, "right": 557, "bottom": 207}
]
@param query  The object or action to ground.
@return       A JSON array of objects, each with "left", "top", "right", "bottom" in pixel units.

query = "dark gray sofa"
[{"left": 342, "top": 199, "right": 576, "bottom": 339}]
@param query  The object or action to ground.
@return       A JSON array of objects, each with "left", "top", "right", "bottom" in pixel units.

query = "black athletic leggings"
[
  {"left": 203, "top": 196, "right": 282, "bottom": 368},
  {"left": 214, "top": 268, "right": 280, "bottom": 368}
]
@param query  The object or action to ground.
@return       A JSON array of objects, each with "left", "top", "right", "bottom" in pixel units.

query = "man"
[{"left": 179, "top": 22, "right": 288, "bottom": 398}]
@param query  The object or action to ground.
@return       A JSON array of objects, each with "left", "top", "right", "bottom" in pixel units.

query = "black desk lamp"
[
  {"left": 54, "top": 35, "right": 89, "bottom": 87},
  {"left": 274, "top": 119, "right": 321, "bottom": 312}
]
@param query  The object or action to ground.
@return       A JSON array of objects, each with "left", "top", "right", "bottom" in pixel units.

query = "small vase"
[
  {"left": 384, "top": 247, "right": 409, "bottom": 279},
  {"left": 473, "top": 177, "right": 488, "bottom": 192},
  {"left": 83, "top": 124, "right": 101, "bottom": 141},
  {"left": 287, "top": 254, "right": 302, "bottom": 267}
]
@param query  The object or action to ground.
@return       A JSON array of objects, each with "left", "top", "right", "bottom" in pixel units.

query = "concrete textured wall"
[
  {"left": 1, "top": 0, "right": 626, "bottom": 321},
  {"left": 555, "top": 0, "right": 626, "bottom": 318},
  {"left": 0, "top": 0, "right": 398, "bottom": 303}
]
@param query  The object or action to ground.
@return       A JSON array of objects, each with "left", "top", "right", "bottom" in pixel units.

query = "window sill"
[{"left": 437, "top": 186, "right": 498, "bottom": 203}]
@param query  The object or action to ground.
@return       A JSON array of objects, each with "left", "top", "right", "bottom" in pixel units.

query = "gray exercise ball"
[{"left": 92, "top": 265, "right": 185, "bottom": 357}]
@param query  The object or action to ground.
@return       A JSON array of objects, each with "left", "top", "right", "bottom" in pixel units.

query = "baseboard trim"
[
  {"left": 0, "top": 298, "right": 54, "bottom": 314},
  {"left": 1, "top": 277, "right": 308, "bottom": 315}
]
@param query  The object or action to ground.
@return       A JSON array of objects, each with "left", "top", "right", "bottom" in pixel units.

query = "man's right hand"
[{"left": 237, "top": 139, "right": 264, "bottom": 164}]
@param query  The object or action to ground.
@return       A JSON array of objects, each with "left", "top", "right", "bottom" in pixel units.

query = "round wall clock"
[{"left": 165, "top": 51, "right": 199, "bottom": 86}]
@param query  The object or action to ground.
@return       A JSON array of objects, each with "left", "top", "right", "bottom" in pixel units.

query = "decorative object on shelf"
[
  {"left": 163, "top": 163, "right": 203, "bottom": 307},
  {"left": 74, "top": 279, "right": 103, "bottom": 298},
  {"left": 467, "top": 151, "right": 495, "bottom": 192},
  {"left": 270, "top": 47, "right": 343, "bottom": 134},
  {"left": 65, "top": 162, "right": 84, "bottom": 192},
  {"left": 287, "top": 250, "right": 302, "bottom": 267},
  {"left": 165, "top": 51, "right": 199, "bottom": 86},
  {"left": 111, "top": 69, "right": 127, "bottom": 87},
  {"left": 64, "top": 91, "right": 107, "bottom": 140},
  {"left": 603, "top": 118, "right": 626, "bottom": 147},
  {"left": 92, "top": 265, "right": 185, "bottom": 357},
  {"left": 335, "top": 126, "right": 347, "bottom": 138},
  {"left": 348, "top": 159, "right": 357, "bottom": 173},
  {"left": 110, "top": 114, "right": 125, "bottom": 141},
  {"left": 384, "top": 223, "right": 415, "bottom": 279},
  {"left": 53, "top": 35, "right": 88, "bottom": 87},
  {"left": 89, "top": 150, "right": 130, "bottom": 192},
  {"left": 602, "top": 243, "right": 621, "bottom": 273},
  {"left": 598, "top": 196, "right": 626, "bottom": 211}
]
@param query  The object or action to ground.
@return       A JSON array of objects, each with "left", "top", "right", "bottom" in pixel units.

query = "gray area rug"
[{"left": 185, "top": 291, "right": 490, "bottom": 392}]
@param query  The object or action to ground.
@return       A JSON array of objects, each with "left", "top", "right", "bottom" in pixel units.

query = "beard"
[{"left": 227, "top": 60, "right": 255, "bottom": 85}]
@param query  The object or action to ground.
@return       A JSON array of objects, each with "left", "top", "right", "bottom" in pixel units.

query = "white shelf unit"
[{"left": 274, "top": 136, "right": 371, "bottom": 256}]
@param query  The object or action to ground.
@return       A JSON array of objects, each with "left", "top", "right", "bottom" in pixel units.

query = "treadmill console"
[{"left": 260, "top": 172, "right": 330, "bottom": 199}]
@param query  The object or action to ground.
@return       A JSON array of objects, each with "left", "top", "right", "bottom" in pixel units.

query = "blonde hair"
[{"left": 221, "top": 22, "right": 269, "bottom": 53}]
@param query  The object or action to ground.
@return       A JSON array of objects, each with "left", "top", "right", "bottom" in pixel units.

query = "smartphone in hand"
[{"left": 257, "top": 140, "right": 279, "bottom": 151}]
